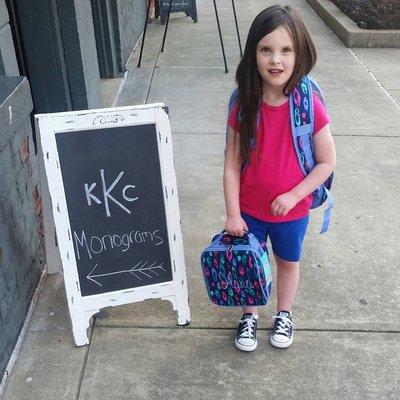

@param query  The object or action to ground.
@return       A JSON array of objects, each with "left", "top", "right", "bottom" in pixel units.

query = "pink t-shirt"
[{"left": 228, "top": 93, "right": 330, "bottom": 222}]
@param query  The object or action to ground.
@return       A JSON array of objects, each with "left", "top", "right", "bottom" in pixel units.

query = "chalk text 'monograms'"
[{"left": 73, "top": 228, "right": 164, "bottom": 260}]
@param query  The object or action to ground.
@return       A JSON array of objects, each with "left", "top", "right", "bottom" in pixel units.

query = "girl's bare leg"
[
  {"left": 274, "top": 254, "right": 299, "bottom": 312},
  {"left": 242, "top": 306, "right": 257, "bottom": 315}
]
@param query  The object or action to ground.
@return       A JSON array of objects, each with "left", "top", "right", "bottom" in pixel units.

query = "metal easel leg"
[
  {"left": 231, "top": 0, "right": 242, "bottom": 58},
  {"left": 137, "top": 0, "right": 152, "bottom": 67},
  {"left": 212, "top": 0, "right": 228, "bottom": 73},
  {"left": 161, "top": 0, "right": 174, "bottom": 52}
]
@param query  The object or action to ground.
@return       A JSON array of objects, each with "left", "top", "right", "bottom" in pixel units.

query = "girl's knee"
[{"left": 274, "top": 254, "right": 299, "bottom": 268}]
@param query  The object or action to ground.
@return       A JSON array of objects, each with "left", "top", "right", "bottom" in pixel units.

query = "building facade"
[{"left": 0, "top": 0, "right": 147, "bottom": 379}]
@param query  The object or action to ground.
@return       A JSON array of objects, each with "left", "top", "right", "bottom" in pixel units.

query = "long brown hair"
[{"left": 235, "top": 5, "right": 317, "bottom": 162}]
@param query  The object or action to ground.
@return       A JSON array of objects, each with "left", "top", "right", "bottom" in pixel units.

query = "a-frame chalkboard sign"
[{"left": 35, "top": 104, "right": 190, "bottom": 346}]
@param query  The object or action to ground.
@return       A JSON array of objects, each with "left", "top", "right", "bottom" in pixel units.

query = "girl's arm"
[
  {"left": 224, "top": 127, "right": 249, "bottom": 235},
  {"left": 271, "top": 124, "right": 336, "bottom": 217}
]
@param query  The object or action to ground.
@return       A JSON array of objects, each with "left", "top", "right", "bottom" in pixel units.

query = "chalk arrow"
[
  {"left": 87, "top": 264, "right": 102, "bottom": 287},
  {"left": 86, "top": 261, "right": 166, "bottom": 287}
]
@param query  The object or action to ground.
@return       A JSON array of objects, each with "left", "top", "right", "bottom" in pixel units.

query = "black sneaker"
[
  {"left": 270, "top": 311, "right": 293, "bottom": 349},
  {"left": 235, "top": 313, "right": 258, "bottom": 352}
]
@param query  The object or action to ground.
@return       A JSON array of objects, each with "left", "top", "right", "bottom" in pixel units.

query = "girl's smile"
[{"left": 268, "top": 68, "right": 284, "bottom": 75}]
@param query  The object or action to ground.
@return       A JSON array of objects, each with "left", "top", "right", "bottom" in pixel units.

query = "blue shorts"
[{"left": 241, "top": 212, "right": 309, "bottom": 262}]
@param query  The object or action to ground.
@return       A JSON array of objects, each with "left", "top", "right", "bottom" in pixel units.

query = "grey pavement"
[{"left": 3, "top": 0, "right": 400, "bottom": 399}]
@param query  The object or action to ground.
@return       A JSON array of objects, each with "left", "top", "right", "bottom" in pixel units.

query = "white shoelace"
[
  {"left": 238, "top": 317, "right": 256, "bottom": 338},
  {"left": 272, "top": 314, "right": 292, "bottom": 336}
]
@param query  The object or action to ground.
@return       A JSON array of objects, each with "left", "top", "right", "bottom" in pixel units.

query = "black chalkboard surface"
[
  {"left": 160, "top": 0, "right": 197, "bottom": 23},
  {"left": 161, "top": 0, "right": 191, "bottom": 9},
  {"left": 55, "top": 124, "right": 172, "bottom": 296}
]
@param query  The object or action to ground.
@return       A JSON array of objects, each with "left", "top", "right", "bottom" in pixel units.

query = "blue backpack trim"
[{"left": 227, "top": 75, "right": 334, "bottom": 234}]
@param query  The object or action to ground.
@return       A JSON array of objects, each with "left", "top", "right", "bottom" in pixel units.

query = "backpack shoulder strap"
[
  {"left": 289, "top": 75, "right": 329, "bottom": 176},
  {"left": 226, "top": 89, "right": 257, "bottom": 152},
  {"left": 226, "top": 89, "right": 239, "bottom": 148},
  {"left": 290, "top": 76, "right": 334, "bottom": 234},
  {"left": 289, "top": 75, "right": 315, "bottom": 175},
  {"left": 320, "top": 187, "right": 334, "bottom": 234},
  {"left": 308, "top": 76, "right": 327, "bottom": 111},
  {"left": 228, "top": 88, "right": 239, "bottom": 114}
]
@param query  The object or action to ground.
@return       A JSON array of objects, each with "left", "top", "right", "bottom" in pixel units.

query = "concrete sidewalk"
[{"left": 3, "top": 0, "right": 400, "bottom": 399}]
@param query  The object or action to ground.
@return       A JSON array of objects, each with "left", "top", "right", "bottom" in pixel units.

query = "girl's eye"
[
  {"left": 260, "top": 47, "right": 270, "bottom": 53},
  {"left": 283, "top": 47, "right": 292, "bottom": 53}
]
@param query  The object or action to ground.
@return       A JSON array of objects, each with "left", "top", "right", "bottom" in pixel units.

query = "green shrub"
[{"left": 331, "top": 0, "right": 400, "bottom": 29}]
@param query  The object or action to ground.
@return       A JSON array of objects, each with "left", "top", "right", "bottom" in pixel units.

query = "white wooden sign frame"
[{"left": 35, "top": 104, "right": 190, "bottom": 346}]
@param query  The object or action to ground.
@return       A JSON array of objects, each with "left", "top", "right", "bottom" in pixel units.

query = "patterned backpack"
[
  {"left": 227, "top": 75, "right": 334, "bottom": 233},
  {"left": 200, "top": 232, "right": 272, "bottom": 307}
]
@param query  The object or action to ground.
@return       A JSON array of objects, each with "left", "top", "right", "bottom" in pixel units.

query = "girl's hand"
[
  {"left": 225, "top": 215, "right": 249, "bottom": 237},
  {"left": 271, "top": 191, "right": 300, "bottom": 217}
]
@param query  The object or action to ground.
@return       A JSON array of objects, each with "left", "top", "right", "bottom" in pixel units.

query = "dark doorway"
[
  {"left": 5, "top": 0, "right": 28, "bottom": 77},
  {"left": 91, "top": 0, "right": 119, "bottom": 79},
  {"left": 4, "top": 0, "right": 72, "bottom": 113}
]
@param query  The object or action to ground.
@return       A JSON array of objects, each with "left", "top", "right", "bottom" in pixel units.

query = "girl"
[{"left": 224, "top": 5, "right": 336, "bottom": 351}]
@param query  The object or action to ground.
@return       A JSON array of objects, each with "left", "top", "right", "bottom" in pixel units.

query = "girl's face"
[{"left": 256, "top": 25, "right": 296, "bottom": 92}]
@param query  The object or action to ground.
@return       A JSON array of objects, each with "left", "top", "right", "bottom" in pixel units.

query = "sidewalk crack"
[
  {"left": 350, "top": 49, "right": 400, "bottom": 110},
  {"left": 145, "top": 34, "right": 163, "bottom": 104},
  {"left": 74, "top": 321, "right": 95, "bottom": 400},
  {"left": 94, "top": 325, "right": 400, "bottom": 334}
]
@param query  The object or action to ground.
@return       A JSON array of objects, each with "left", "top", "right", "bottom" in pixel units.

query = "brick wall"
[
  {"left": 0, "top": 76, "right": 44, "bottom": 378},
  {"left": 116, "top": 0, "right": 147, "bottom": 70}
]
